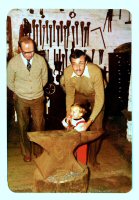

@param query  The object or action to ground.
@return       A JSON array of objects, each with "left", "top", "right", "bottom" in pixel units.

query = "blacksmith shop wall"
[{"left": 7, "top": 9, "right": 131, "bottom": 77}]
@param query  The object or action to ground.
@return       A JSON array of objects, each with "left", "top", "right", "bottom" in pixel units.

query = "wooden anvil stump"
[{"left": 27, "top": 129, "right": 103, "bottom": 192}]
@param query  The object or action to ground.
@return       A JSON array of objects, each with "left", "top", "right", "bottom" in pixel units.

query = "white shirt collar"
[
  {"left": 71, "top": 65, "right": 90, "bottom": 78},
  {"left": 20, "top": 53, "right": 33, "bottom": 66}
]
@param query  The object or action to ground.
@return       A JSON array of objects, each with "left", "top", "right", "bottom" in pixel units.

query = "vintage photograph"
[{"left": 7, "top": 9, "right": 132, "bottom": 192}]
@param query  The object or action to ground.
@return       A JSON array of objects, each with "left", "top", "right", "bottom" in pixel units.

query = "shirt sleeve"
[
  {"left": 89, "top": 68, "right": 104, "bottom": 121},
  {"left": 7, "top": 60, "right": 15, "bottom": 92},
  {"left": 60, "top": 74, "right": 75, "bottom": 115}
]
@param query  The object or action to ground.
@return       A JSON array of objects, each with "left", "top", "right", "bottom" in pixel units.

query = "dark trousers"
[
  {"left": 15, "top": 95, "right": 45, "bottom": 156},
  {"left": 74, "top": 93, "right": 104, "bottom": 166}
]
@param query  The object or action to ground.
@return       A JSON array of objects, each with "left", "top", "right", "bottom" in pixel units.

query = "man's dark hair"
[{"left": 69, "top": 49, "right": 86, "bottom": 62}]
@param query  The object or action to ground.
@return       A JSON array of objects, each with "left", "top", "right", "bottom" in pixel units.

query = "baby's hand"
[
  {"left": 75, "top": 122, "right": 87, "bottom": 132},
  {"left": 67, "top": 124, "right": 74, "bottom": 131}
]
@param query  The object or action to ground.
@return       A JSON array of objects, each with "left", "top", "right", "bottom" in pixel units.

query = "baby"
[
  {"left": 62, "top": 103, "right": 86, "bottom": 132},
  {"left": 62, "top": 103, "right": 88, "bottom": 164}
]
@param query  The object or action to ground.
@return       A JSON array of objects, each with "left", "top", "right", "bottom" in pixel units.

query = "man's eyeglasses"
[{"left": 21, "top": 49, "right": 34, "bottom": 55}]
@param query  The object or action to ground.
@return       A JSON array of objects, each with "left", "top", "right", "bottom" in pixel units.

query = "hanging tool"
[
  {"left": 75, "top": 21, "right": 79, "bottom": 45},
  {"left": 59, "top": 49, "right": 61, "bottom": 62},
  {"left": 60, "top": 21, "right": 63, "bottom": 42},
  {"left": 91, "top": 49, "right": 95, "bottom": 63},
  {"left": 42, "top": 25, "right": 45, "bottom": 49},
  {"left": 65, "top": 48, "right": 68, "bottom": 67},
  {"left": 56, "top": 54, "right": 59, "bottom": 62},
  {"left": 35, "top": 24, "right": 39, "bottom": 46},
  {"left": 32, "top": 19, "right": 36, "bottom": 41},
  {"left": 87, "top": 22, "right": 91, "bottom": 46},
  {"left": 56, "top": 25, "right": 60, "bottom": 46},
  {"left": 64, "top": 25, "right": 67, "bottom": 49},
  {"left": 91, "top": 27, "right": 106, "bottom": 49},
  {"left": 67, "top": 20, "right": 71, "bottom": 36},
  {"left": 119, "top": 9, "right": 121, "bottom": 20},
  {"left": 53, "top": 20, "right": 56, "bottom": 42},
  {"left": 80, "top": 21, "right": 84, "bottom": 47},
  {"left": 71, "top": 25, "right": 75, "bottom": 48},
  {"left": 99, "top": 49, "right": 104, "bottom": 64},
  {"left": 49, "top": 24, "right": 52, "bottom": 47},
  {"left": 47, "top": 49, "right": 49, "bottom": 62},
  {"left": 62, "top": 54, "right": 65, "bottom": 71},
  {"left": 39, "top": 19, "right": 42, "bottom": 45},
  {"left": 103, "top": 9, "right": 113, "bottom": 32},
  {"left": 45, "top": 20, "right": 49, "bottom": 44},
  {"left": 84, "top": 26, "right": 88, "bottom": 47}
]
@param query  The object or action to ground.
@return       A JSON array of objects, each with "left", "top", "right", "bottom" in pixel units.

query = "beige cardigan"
[
  {"left": 60, "top": 63, "right": 104, "bottom": 121},
  {"left": 7, "top": 53, "right": 48, "bottom": 100}
]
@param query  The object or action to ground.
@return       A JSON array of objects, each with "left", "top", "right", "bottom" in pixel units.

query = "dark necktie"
[{"left": 27, "top": 60, "right": 31, "bottom": 71}]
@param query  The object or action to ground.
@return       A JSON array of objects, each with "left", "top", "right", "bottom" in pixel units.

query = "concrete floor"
[{"left": 7, "top": 116, "right": 132, "bottom": 193}]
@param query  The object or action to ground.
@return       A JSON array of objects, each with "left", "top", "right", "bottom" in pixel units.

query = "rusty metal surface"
[{"left": 27, "top": 130, "right": 103, "bottom": 192}]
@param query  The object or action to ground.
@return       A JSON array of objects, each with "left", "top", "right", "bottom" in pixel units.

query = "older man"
[
  {"left": 60, "top": 49, "right": 105, "bottom": 169},
  {"left": 7, "top": 36, "right": 48, "bottom": 162}
]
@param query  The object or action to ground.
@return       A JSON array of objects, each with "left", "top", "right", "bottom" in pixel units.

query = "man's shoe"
[{"left": 23, "top": 155, "right": 31, "bottom": 162}]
